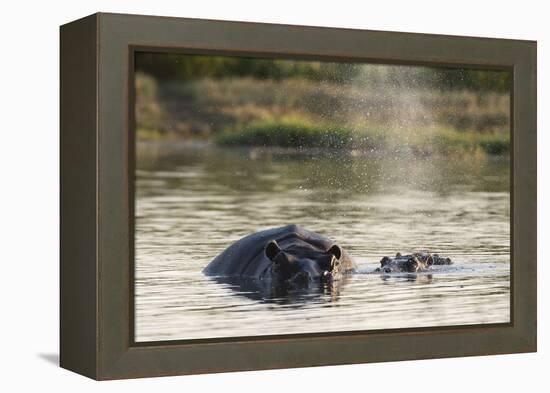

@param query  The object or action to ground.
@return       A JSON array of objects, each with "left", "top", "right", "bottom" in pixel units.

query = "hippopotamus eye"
[
  {"left": 271, "top": 253, "right": 291, "bottom": 272},
  {"left": 380, "top": 256, "right": 390, "bottom": 267}
]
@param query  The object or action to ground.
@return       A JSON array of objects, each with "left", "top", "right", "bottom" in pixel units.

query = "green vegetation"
[
  {"left": 431, "top": 128, "right": 510, "bottom": 155},
  {"left": 216, "top": 120, "right": 384, "bottom": 149},
  {"left": 136, "top": 53, "right": 361, "bottom": 84},
  {"left": 134, "top": 54, "right": 511, "bottom": 157},
  {"left": 215, "top": 120, "right": 508, "bottom": 156},
  {"left": 136, "top": 53, "right": 511, "bottom": 92}
]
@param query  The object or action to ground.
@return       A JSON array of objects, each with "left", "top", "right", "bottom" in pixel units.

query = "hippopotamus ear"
[
  {"left": 426, "top": 255, "right": 434, "bottom": 266},
  {"left": 265, "top": 240, "right": 282, "bottom": 260},
  {"left": 327, "top": 244, "right": 342, "bottom": 260}
]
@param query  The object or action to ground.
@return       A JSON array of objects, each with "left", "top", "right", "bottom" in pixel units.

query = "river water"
[{"left": 134, "top": 142, "right": 510, "bottom": 342}]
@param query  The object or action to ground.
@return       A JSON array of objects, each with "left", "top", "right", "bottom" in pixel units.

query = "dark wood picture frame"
[{"left": 60, "top": 12, "right": 537, "bottom": 380}]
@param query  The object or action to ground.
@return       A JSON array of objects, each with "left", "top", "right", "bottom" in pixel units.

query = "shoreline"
[{"left": 136, "top": 138, "right": 510, "bottom": 161}]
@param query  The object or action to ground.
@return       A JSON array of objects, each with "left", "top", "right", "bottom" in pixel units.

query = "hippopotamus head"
[
  {"left": 376, "top": 252, "right": 452, "bottom": 273},
  {"left": 264, "top": 240, "right": 344, "bottom": 286}
]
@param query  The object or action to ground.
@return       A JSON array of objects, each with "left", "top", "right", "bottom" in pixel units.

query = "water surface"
[{"left": 135, "top": 142, "right": 510, "bottom": 342}]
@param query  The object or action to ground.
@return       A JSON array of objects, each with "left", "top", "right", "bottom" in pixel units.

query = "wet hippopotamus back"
[{"left": 203, "top": 225, "right": 356, "bottom": 282}]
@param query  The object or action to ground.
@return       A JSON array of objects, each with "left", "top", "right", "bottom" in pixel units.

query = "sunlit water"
[{"left": 135, "top": 142, "right": 510, "bottom": 342}]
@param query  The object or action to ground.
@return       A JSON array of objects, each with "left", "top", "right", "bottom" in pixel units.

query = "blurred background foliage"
[
  {"left": 136, "top": 52, "right": 511, "bottom": 92},
  {"left": 134, "top": 53, "right": 511, "bottom": 155}
]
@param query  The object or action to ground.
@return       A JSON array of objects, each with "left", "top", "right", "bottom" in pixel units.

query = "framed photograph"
[{"left": 60, "top": 12, "right": 536, "bottom": 380}]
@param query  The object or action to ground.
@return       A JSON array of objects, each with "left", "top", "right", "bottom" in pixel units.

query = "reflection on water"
[
  {"left": 135, "top": 142, "right": 510, "bottom": 342},
  {"left": 208, "top": 274, "right": 352, "bottom": 305}
]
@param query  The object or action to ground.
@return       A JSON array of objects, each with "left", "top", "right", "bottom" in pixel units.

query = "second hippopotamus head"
[
  {"left": 376, "top": 252, "right": 452, "bottom": 273},
  {"left": 265, "top": 240, "right": 346, "bottom": 284}
]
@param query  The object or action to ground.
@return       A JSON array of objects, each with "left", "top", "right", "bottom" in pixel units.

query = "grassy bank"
[
  {"left": 135, "top": 72, "right": 510, "bottom": 155},
  {"left": 432, "top": 128, "right": 509, "bottom": 155},
  {"left": 215, "top": 120, "right": 384, "bottom": 150},
  {"left": 215, "top": 120, "right": 509, "bottom": 156}
]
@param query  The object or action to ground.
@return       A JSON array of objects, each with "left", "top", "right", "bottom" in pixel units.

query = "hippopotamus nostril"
[
  {"left": 383, "top": 267, "right": 392, "bottom": 273},
  {"left": 292, "top": 271, "right": 310, "bottom": 283}
]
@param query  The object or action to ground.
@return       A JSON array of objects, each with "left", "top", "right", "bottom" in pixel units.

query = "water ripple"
[{"left": 135, "top": 144, "right": 510, "bottom": 342}]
